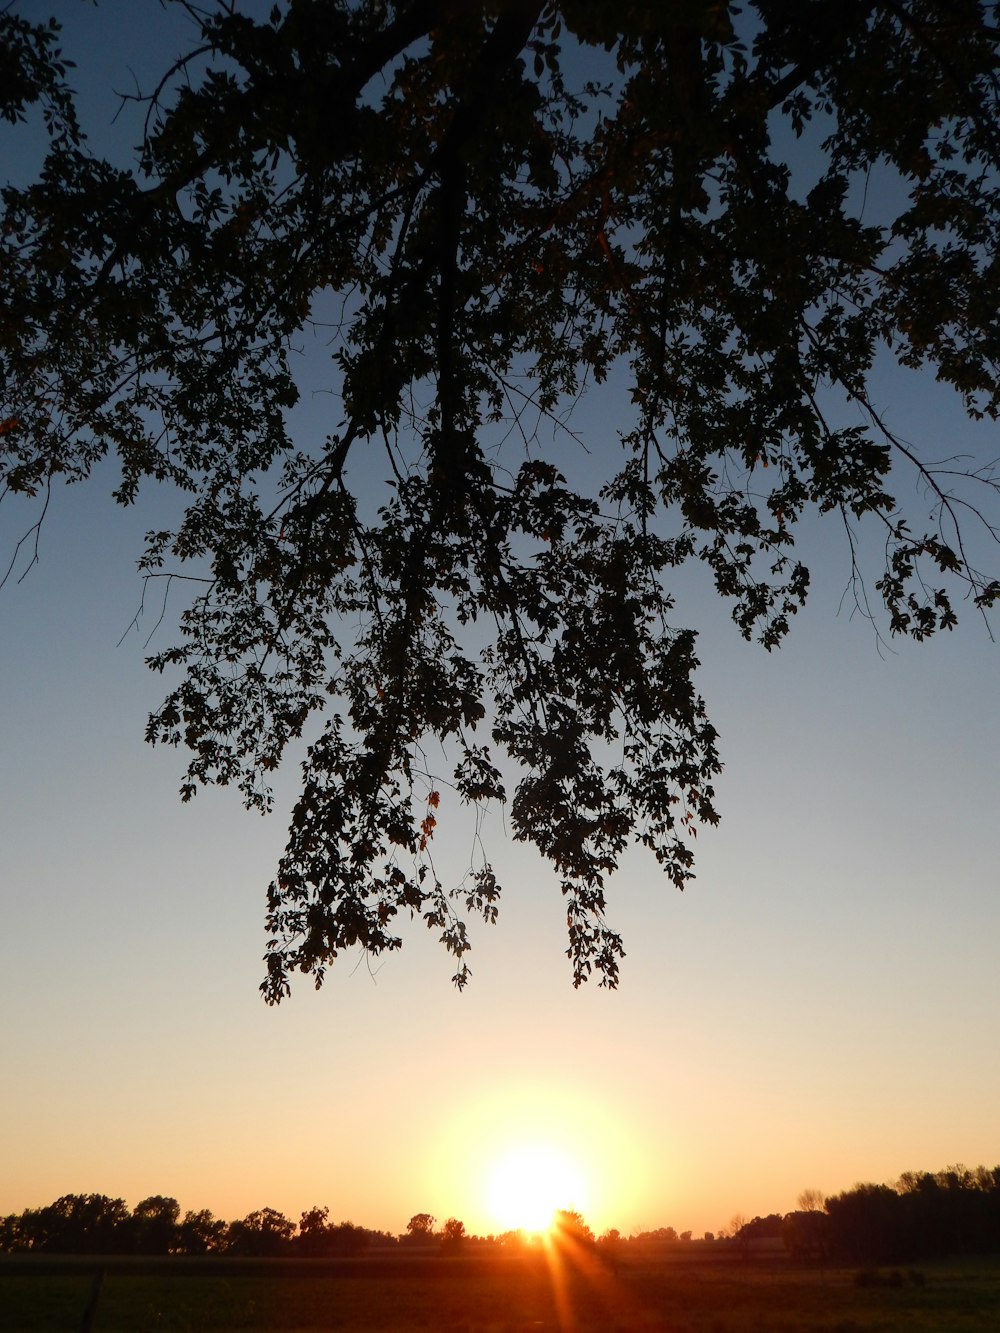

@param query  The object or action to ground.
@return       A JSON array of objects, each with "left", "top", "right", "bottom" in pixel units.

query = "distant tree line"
[
  {"left": 0, "top": 1199, "right": 533, "bottom": 1259},
  {"left": 4, "top": 1166, "right": 999, "bottom": 1262},
  {"left": 626, "top": 1226, "right": 695, "bottom": 1245},
  {"left": 822, "top": 1167, "right": 1000, "bottom": 1264},
  {"left": 735, "top": 1167, "right": 1000, "bottom": 1266},
  {"left": 0, "top": 1196, "right": 395, "bottom": 1257}
]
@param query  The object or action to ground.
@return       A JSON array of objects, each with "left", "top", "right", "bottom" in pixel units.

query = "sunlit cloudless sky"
[{"left": 2, "top": 1, "right": 998, "bottom": 1239}]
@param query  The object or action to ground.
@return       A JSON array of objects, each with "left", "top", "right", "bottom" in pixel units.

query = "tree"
[
  {"left": 176, "top": 1207, "right": 227, "bottom": 1256},
  {"left": 723, "top": 1213, "right": 751, "bottom": 1259},
  {"left": 440, "top": 1216, "right": 467, "bottom": 1250},
  {"left": 130, "top": 1195, "right": 180, "bottom": 1255},
  {"left": 225, "top": 1207, "right": 295, "bottom": 1257},
  {"left": 825, "top": 1183, "right": 904, "bottom": 1263},
  {"left": 823, "top": 1165, "right": 1000, "bottom": 1263},
  {"left": 297, "top": 1204, "right": 331, "bottom": 1258},
  {"left": 326, "top": 1219, "right": 372, "bottom": 1256},
  {"left": 297, "top": 1206, "right": 372, "bottom": 1256},
  {"left": 631, "top": 1225, "right": 679, "bottom": 1244},
  {"left": 551, "top": 1208, "right": 595, "bottom": 1246},
  {"left": 405, "top": 1212, "right": 437, "bottom": 1243},
  {"left": 788, "top": 1188, "right": 828, "bottom": 1262},
  {"left": 3, "top": 2, "right": 1000, "bottom": 996},
  {"left": 797, "top": 1188, "right": 825, "bottom": 1214},
  {"left": 27, "top": 1194, "right": 131, "bottom": 1254},
  {"left": 496, "top": 1228, "right": 529, "bottom": 1250}
]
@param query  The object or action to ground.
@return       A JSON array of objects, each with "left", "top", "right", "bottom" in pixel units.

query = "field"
[{"left": 3, "top": 1252, "right": 1000, "bottom": 1332}]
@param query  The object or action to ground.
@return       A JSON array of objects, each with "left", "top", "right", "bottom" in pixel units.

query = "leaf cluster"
[{"left": 3, "top": 1, "right": 1000, "bottom": 995}]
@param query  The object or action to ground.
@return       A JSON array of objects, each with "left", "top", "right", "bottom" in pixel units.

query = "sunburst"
[{"left": 485, "top": 1143, "right": 589, "bottom": 1233}]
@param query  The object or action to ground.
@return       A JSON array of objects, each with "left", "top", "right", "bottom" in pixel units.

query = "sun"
[{"left": 485, "top": 1144, "right": 589, "bottom": 1234}]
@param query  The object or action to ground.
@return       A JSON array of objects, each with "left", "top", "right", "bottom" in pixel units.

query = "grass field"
[{"left": 2, "top": 1253, "right": 1000, "bottom": 1332}]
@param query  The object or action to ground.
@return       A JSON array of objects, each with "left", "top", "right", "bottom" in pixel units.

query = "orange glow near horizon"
[
  {"left": 424, "top": 1084, "right": 647, "bottom": 1238},
  {"left": 485, "top": 1143, "right": 590, "bottom": 1235}
]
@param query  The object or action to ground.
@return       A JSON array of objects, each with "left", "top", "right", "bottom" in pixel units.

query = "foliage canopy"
[{"left": 3, "top": 1, "right": 1000, "bottom": 997}]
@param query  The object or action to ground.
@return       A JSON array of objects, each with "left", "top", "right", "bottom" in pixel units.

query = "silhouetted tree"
[
  {"left": 405, "top": 1213, "right": 437, "bottom": 1244},
  {"left": 225, "top": 1207, "right": 295, "bottom": 1257},
  {"left": 129, "top": 1195, "right": 180, "bottom": 1255},
  {"left": 797, "top": 1172, "right": 1000, "bottom": 1266},
  {"left": 596, "top": 1227, "right": 621, "bottom": 1259},
  {"left": 631, "top": 1225, "right": 679, "bottom": 1245},
  {"left": 297, "top": 1205, "right": 331, "bottom": 1258},
  {"left": 551, "top": 1209, "right": 594, "bottom": 1247},
  {"left": 327, "top": 1220, "right": 372, "bottom": 1256},
  {"left": 4, "top": 4, "right": 1000, "bottom": 994},
  {"left": 826, "top": 1183, "right": 906, "bottom": 1263},
  {"left": 783, "top": 1213, "right": 828, "bottom": 1263},
  {"left": 720, "top": 1213, "right": 749, "bottom": 1255},
  {"left": 0, "top": 1213, "right": 29, "bottom": 1253},
  {"left": 440, "top": 1217, "right": 467, "bottom": 1252},
  {"left": 894, "top": 1166, "right": 1000, "bottom": 1259},
  {"left": 28, "top": 1194, "right": 131, "bottom": 1254},
  {"left": 733, "top": 1213, "right": 784, "bottom": 1259},
  {"left": 176, "top": 1207, "right": 227, "bottom": 1256},
  {"left": 786, "top": 1188, "right": 828, "bottom": 1262}
]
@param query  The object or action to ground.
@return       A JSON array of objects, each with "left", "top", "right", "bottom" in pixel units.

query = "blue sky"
[{"left": 2, "top": 1, "right": 998, "bottom": 1238}]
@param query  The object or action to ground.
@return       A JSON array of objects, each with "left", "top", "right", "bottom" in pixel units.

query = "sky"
[{"left": 2, "top": 2, "right": 999, "bottom": 1241}]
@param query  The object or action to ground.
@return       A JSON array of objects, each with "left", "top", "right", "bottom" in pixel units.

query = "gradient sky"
[{"left": 2, "top": 1, "right": 998, "bottom": 1240}]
